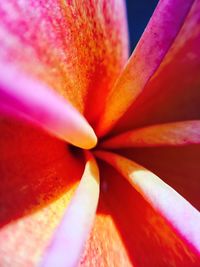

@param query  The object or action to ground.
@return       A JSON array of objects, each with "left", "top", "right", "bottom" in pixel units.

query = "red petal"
[
  {"left": 0, "top": 0, "right": 128, "bottom": 122},
  {"left": 0, "top": 118, "right": 84, "bottom": 266},
  {"left": 101, "top": 121, "right": 200, "bottom": 149}
]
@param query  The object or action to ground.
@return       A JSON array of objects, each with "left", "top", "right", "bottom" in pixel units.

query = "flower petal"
[
  {"left": 40, "top": 152, "right": 100, "bottom": 267},
  {"left": 0, "top": 65, "right": 97, "bottom": 149},
  {"left": 95, "top": 151, "right": 200, "bottom": 254},
  {"left": 109, "top": 0, "right": 200, "bottom": 134},
  {"left": 95, "top": 0, "right": 196, "bottom": 136},
  {"left": 0, "top": 0, "right": 128, "bottom": 122},
  {"left": 101, "top": 120, "right": 200, "bottom": 149},
  {"left": 120, "top": 144, "right": 200, "bottom": 213},
  {"left": 0, "top": 118, "right": 84, "bottom": 266},
  {"left": 81, "top": 161, "right": 200, "bottom": 266},
  {"left": 80, "top": 198, "right": 134, "bottom": 266}
]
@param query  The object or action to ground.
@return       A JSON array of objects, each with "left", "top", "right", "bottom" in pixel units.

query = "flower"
[{"left": 0, "top": 0, "right": 200, "bottom": 266}]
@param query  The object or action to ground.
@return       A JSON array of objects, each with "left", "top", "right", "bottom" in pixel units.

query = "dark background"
[{"left": 126, "top": 0, "right": 159, "bottom": 52}]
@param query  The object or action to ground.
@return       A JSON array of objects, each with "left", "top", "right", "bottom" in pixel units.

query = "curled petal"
[
  {"left": 40, "top": 152, "right": 100, "bottom": 267},
  {"left": 0, "top": 65, "right": 97, "bottom": 149},
  {"left": 95, "top": 150, "right": 200, "bottom": 254},
  {"left": 96, "top": 0, "right": 195, "bottom": 136},
  {"left": 101, "top": 121, "right": 200, "bottom": 149}
]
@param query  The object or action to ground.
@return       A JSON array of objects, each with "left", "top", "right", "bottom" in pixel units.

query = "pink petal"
[
  {"left": 95, "top": 0, "right": 195, "bottom": 136},
  {"left": 40, "top": 152, "right": 100, "bottom": 267},
  {"left": 101, "top": 120, "right": 200, "bottom": 149},
  {"left": 110, "top": 0, "right": 200, "bottom": 134},
  {"left": 95, "top": 150, "right": 200, "bottom": 254},
  {"left": 0, "top": 0, "right": 128, "bottom": 122},
  {"left": 0, "top": 64, "right": 97, "bottom": 149}
]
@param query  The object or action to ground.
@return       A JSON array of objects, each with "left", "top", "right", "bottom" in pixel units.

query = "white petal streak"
[
  {"left": 0, "top": 64, "right": 97, "bottom": 149},
  {"left": 95, "top": 150, "right": 200, "bottom": 254},
  {"left": 101, "top": 121, "right": 200, "bottom": 149},
  {"left": 40, "top": 151, "right": 100, "bottom": 267}
]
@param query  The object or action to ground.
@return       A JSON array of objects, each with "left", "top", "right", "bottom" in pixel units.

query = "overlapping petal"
[
  {"left": 0, "top": 0, "right": 128, "bottom": 121},
  {"left": 115, "top": 0, "right": 200, "bottom": 133},
  {"left": 81, "top": 161, "right": 200, "bottom": 266},
  {"left": 40, "top": 152, "right": 99, "bottom": 267},
  {"left": 0, "top": 64, "right": 97, "bottom": 149},
  {"left": 1, "top": 0, "right": 200, "bottom": 266},
  {"left": 0, "top": 0, "right": 129, "bottom": 265},
  {"left": 101, "top": 121, "right": 200, "bottom": 149},
  {"left": 119, "top": 144, "right": 200, "bottom": 211},
  {"left": 95, "top": 151, "right": 200, "bottom": 254},
  {"left": 96, "top": 0, "right": 199, "bottom": 136},
  {"left": 0, "top": 118, "right": 84, "bottom": 266}
]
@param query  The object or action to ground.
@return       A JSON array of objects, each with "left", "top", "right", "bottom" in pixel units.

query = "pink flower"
[{"left": 0, "top": 0, "right": 200, "bottom": 266}]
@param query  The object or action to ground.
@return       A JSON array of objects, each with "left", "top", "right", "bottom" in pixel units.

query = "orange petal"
[
  {"left": 0, "top": 118, "right": 84, "bottom": 266},
  {"left": 81, "top": 161, "right": 200, "bottom": 266},
  {"left": 95, "top": 151, "right": 200, "bottom": 254},
  {"left": 0, "top": 0, "right": 128, "bottom": 121},
  {"left": 95, "top": 0, "right": 196, "bottom": 136},
  {"left": 40, "top": 152, "right": 100, "bottom": 267},
  {"left": 101, "top": 120, "right": 200, "bottom": 149},
  {"left": 110, "top": 0, "right": 200, "bottom": 134},
  {"left": 0, "top": 65, "right": 97, "bottom": 149}
]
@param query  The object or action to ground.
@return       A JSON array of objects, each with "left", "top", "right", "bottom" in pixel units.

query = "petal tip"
[{"left": 82, "top": 126, "right": 98, "bottom": 150}]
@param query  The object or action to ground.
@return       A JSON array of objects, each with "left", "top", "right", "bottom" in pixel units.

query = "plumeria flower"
[{"left": 0, "top": 0, "right": 200, "bottom": 266}]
